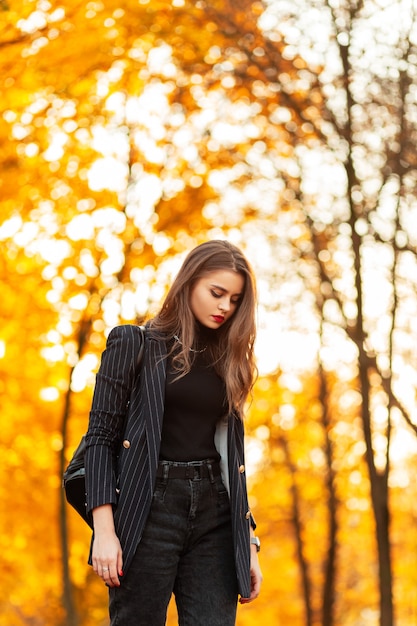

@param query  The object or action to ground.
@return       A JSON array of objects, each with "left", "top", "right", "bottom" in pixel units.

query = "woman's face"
[{"left": 190, "top": 269, "right": 244, "bottom": 329}]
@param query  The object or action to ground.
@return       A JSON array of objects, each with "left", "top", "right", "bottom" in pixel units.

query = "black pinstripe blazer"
[{"left": 85, "top": 324, "right": 254, "bottom": 598}]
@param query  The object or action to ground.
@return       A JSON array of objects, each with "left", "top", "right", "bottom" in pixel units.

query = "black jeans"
[{"left": 109, "top": 461, "right": 238, "bottom": 626}]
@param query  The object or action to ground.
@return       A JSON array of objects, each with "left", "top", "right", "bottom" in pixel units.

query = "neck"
[{"left": 194, "top": 321, "right": 218, "bottom": 345}]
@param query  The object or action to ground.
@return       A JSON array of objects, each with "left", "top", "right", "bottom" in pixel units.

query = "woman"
[{"left": 85, "top": 240, "right": 262, "bottom": 626}]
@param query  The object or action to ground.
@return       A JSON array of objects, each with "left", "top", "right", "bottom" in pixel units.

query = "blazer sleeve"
[{"left": 84, "top": 325, "right": 144, "bottom": 514}]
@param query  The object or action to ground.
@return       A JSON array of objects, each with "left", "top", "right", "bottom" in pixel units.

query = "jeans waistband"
[{"left": 156, "top": 459, "right": 221, "bottom": 481}]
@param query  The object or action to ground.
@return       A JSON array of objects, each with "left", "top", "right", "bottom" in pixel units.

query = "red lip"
[{"left": 212, "top": 315, "right": 225, "bottom": 323}]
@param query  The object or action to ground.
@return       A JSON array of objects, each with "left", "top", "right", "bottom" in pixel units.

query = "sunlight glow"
[
  {"left": 68, "top": 294, "right": 89, "bottom": 311},
  {"left": 88, "top": 157, "right": 128, "bottom": 192},
  {"left": 0, "top": 215, "right": 22, "bottom": 240},
  {"left": 39, "top": 387, "right": 60, "bottom": 401},
  {"left": 43, "top": 130, "right": 68, "bottom": 161},
  {"left": 41, "top": 345, "right": 65, "bottom": 362},
  {"left": 245, "top": 435, "right": 267, "bottom": 477},
  {"left": 70, "top": 354, "right": 100, "bottom": 392},
  {"left": 66, "top": 214, "right": 95, "bottom": 241}
]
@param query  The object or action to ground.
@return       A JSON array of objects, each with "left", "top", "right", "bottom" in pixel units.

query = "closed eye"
[{"left": 211, "top": 290, "right": 241, "bottom": 305}]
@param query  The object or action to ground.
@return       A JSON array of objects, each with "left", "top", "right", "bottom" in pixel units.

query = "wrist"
[{"left": 92, "top": 504, "right": 115, "bottom": 533}]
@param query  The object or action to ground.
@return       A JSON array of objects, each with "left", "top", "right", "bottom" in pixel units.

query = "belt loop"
[
  {"left": 162, "top": 462, "right": 169, "bottom": 484},
  {"left": 207, "top": 461, "right": 215, "bottom": 483}
]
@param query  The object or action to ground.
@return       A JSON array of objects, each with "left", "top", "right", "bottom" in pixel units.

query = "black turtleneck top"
[{"left": 159, "top": 325, "right": 226, "bottom": 462}]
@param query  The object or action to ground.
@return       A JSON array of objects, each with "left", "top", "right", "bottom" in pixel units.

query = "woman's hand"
[{"left": 92, "top": 504, "right": 123, "bottom": 588}]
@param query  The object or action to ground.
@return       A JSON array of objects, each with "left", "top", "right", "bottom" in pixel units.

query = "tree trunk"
[
  {"left": 59, "top": 364, "right": 78, "bottom": 626},
  {"left": 280, "top": 435, "right": 314, "bottom": 626},
  {"left": 59, "top": 319, "right": 92, "bottom": 626},
  {"left": 319, "top": 365, "right": 338, "bottom": 626}
]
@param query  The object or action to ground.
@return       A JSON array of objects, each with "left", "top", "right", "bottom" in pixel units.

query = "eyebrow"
[{"left": 210, "top": 283, "right": 242, "bottom": 297}]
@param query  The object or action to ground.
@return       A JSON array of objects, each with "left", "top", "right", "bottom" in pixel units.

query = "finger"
[
  {"left": 239, "top": 593, "right": 257, "bottom": 604},
  {"left": 117, "top": 551, "right": 124, "bottom": 579},
  {"left": 239, "top": 591, "right": 255, "bottom": 604},
  {"left": 107, "top": 565, "right": 120, "bottom": 588}
]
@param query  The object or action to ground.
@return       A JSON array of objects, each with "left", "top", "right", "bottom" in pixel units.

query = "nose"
[{"left": 219, "top": 298, "right": 231, "bottom": 312}]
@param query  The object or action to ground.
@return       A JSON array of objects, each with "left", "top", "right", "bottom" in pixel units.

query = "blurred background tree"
[{"left": 1, "top": 0, "right": 416, "bottom": 625}]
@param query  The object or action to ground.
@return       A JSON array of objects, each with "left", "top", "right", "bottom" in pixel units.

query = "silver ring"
[{"left": 103, "top": 567, "right": 109, "bottom": 571}]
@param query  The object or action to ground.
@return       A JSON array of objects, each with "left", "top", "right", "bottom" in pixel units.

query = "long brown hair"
[{"left": 150, "top": 240, "right": 257, "bottom": 416}]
